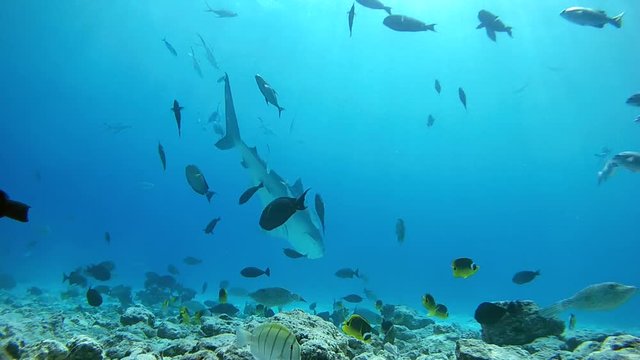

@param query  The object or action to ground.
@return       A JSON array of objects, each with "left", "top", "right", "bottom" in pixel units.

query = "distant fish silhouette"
[
  {"left": 348, "top": 4, "right": 355, "bottom": 37},
  {"left": 458, "top": 87, "right": 467, "bottom": 110},
  {"left": 162, "top": 38, "right": 178, "bottom": 56}
]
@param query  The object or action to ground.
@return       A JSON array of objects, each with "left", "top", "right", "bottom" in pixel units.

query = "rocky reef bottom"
[{"left": 0, "top": 292, "right": 639, "bottom": 360}]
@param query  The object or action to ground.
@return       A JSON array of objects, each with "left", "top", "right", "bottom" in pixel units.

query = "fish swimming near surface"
[
  {"left": 356, "top": 0, "right": 391, "bottom": 15},
  {"left": 249, "top": 287, "right": 305, "bottom": 308},
  {"left": 560, "top": 7, "right": 623, "bottom": 29},
  {"left": 239, "top": 182, "right": 264, "bottom": 204},
  {"left": 283, "top": 248, "right": 306, "bottom": 259},
  {"left": 162, "top": 38, "right": 178, "bottom": 56},
  {"left": 240, "top": 267, "right": 271, "bottom": 278},
  {"left": 214, "top": 73, "right": 325, "bottom": 258},
  {"left": 335, "top": 268, "right": 359, "bottom": 279},
  {"left": 342, "top": 314, "right": 372, "bottom": 342},
  {"left": 427, "top": 114, "right": 435, "bottom": 127},
  {"left": 541, "top": 282, "right": 637, "bottom": 317},
  {"left": 203, "top": 217, "right": 221, "bottom": 234},
  {"left": 476, "top": 10, "right": 512, "bottom": 41},
  {"left": 183, "top": 256, "right": 203, "bottom": 265},
  {"left": 255, "top": 74, "right": 285, "bottom": 118},
  {"left": 348, "top": 4, "right": 355, "bottom": 37},
  {"left": 0, "top": 190, "right": 30, "bottom": 223},
  {"left": 260, "top": 190, "right": 310, "bottom": 231},
  {"left": 569, "top": 313, "right": 576, "bottom": 330},
  {"left": 474, "top": 302, "right": 507, "bottom": 325},
  {"left": 458, "top": 88, "right": 467, "bottom": 110},
  {"left": 512, "top": 270, "right": 540, "bottom": 285},
  {"left": 314, "top": 193, "right": 325, "bottom": 233},
  {"left": 343, "top": 294, "right": 363, "bottom": 303},
  {"left": 383, "top": 15, "right": 436, "bottom": 32},
  {"left": 434, "top": 79, "right": 441, "bottom": 94},
  {"left": 158, "top": 142, "right": 167, "bottom": 171},
  {"left": 185, "top": 165, "right": 215, "bottom": 202},
  {"left": 197, "top": 33, "right": 219, "bottom": 70},
  {"left": 86, "top": 288, "right": 103, "bottom": 307},
  {"left": 395, "top": 218, "right": 405, "bottom": 244},
  {"left": 452, "top": 258, "right": 479, "bottom": 278},
  {"left": 598, "top": 151, "right": 640, "bottom": 184},
  {"left": 627, "top": 94, "right": 640, "bottom": 107},
  {"left": 171, "top": 100, "right": 183, "bottom": 137},
  {"left": 190, "top": 47, "right": 203, "bottom": 78},
  {"left": 236, "top": 323, "right": 301, "bottom": 360}
]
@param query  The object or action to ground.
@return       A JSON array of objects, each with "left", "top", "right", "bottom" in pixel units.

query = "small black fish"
[
  {"left": 162, "top": 38, "right": 178, "bottom": 56},
  {"left": 396, "top": 218, "right": 405, "bottom": 244},
  {"left": 240, "top": 267, "right": 270, "bottom": 278},
  {"left": 512, "top": 270, "right": 540, "bottom": 285},
  {"left": 343, "top": 294, "right": 363, "bottom": 303},
  {"left": 171, "top": 100, "right": 184, "bottom": 137},
  {"left": 458, "top": 88, "right": 467, "bottom": 110},
  {"left": 239, "top": 182, "right": 264, "bottom": 204},
  {"left": 183, "top": 256, "right": 202, "bottom": 265},
  {"left": 86, "top": 263, "right": 112, "bottom": 281},
  {"left": 0, "top": 190, "right": 30, "bottom": 223},
  {"left": 202, "top": 282, "right": 208, "bottom": 294},
  {"left": 348, "top": 4, "right": 355, "bottom": 37},
  {"left": 314, "top": 193, "right": 325, "bottom": 233},
  {"left": 427, "top": 114, "right": 435, "bottom": 127},
  {"left": 167, "top": 264, "right": 180, "bottom": 276},
  {"left": 104, "top": 231, "right": 111, "bottom": 245},
  {"left": 434, "top": 79, "right": 441, "bottom": 94},
  {"left": 474, "top": 302, "right": 506, "bottom": 325},
  {"left": 203, "top": 217, "right": 221, "bottom": 235},
  {"left": 335, "top": 268, "right": 359, "bottom": 279},
  {"left": 259, "top": 189, "right": 310, "bottom": 231},
  {"left": 63, "top": 269, "right": 88, "bottom": 287},
  {"left": 309, "top": 302, "right": 317, "bottom": 311},
  {"left": 627, "top": 94, "right": 640, "bottom": 107},
  {"left": 283, "top": 248, "right": 306, "bottom": 259},
  {"left": 158, "top": 142, "right": 166, "bottom": 171},
  {"left": 86, "top": 288, "right": 103, "bottom": 307}
]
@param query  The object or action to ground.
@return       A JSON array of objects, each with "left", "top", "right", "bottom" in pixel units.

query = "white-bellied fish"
[
  {"left": 236, "top": 323, "right": 301, "bottom": 360},
  {"left": 627, "top": 94, "right": 640, "bottom": 107},
  {"left": 541, "top": 282, "right": 637, "bottom": 317},
  {"left": 598, "top": 151, "right": 640, "bottom": 184},
  {"left": 162, "top": 38, "right": 177, "bottom": 56},
  {"left": 214, "top": 74, "right": 324, "bottom": 258},
  {"left": 204, "top": 3, "right": 238, "bottom": 18},
  {"left": 171, "top": 100, "right": 183, "bottom": 137},
  {"left": 383, "top": 15, "right": 436, "bottom": 32},
  {"left": 158, "top": 142, "right": 167, "bottom": 171},
  {"left": 255, "top": 74, "right": 285, "bottom": 118},
  {"left": 185, "top": 165, "right": 215, "bottom": 202},
  {"left": 560, "top": 7, "right": 623, "bottom": 29},
  {"left": 197, "top": 33, "right": 219, "bottom": 70}
]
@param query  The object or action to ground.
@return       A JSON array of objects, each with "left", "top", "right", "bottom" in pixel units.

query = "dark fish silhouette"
[
  {"left": 314, "top": 193, "right": 325, "bottom": 233},
  {"left": 185, "top": 165, "right": 215, "bottom": 202},
  {"left": 356, "top": 0, "right": 391, "bottom": 15},
  {"left": 434, "top": 80, "right": 441, "bottom": 94},
  {"left": 239, "top": 182, "right": 264, "bottom": 204},
  {"left": 171, "top": 100, "right": 183, "bottom": 137},
  {"left": 158, "top": 142, "right": 166, "bottom": 171},
  {"left": 427, "top": 114, "right": 435, "bottom": 127},
  {"left": 240, "top": 267, "right": 270, "bottom": 278},
  {"left": 259, "top": 189, "right": 310, "bottom": 231},
  {"left": 167, "top": 265, "right": 180, "bottom": 276},
  {"left": 474, "top": 302, "right": 506, "bottom": 325},
  {"left": 86, "top": 263, "right": 112, "bottom": 281},
  {"left": 627, "top": 94, "right": 640, "bottom": 107},
  {"left": 348, "top": 4, "right": 355, "bottom": 37},
  {"left": 458, "top": 88, "right": 467, "bottom": 110},
  {"left": 255, "top": 74, "right": 285, "bottom": 118},
  {"left": 0, "top": 190, "right": 30, "bottom": 223},
  {"left": 104, "top": 232, "right": 111, "bottom": 245},
  {"left": 512, "top": 270, "right": 540, "bottom": 285},
  {"left": 476, "top": 10, "right": 512, "bottom": 42},
  {"left": 197, "top": 33, "right": 219, "bottom": 70},
  {"left": 162, "top": 38, "right": 177, "bottom": 56},
  {"left": 383, "top": 15, "right": 436, "bottom": 32},
  {"left": 283, "top": 248, "right": 306, "bottom": 259},
  {"left": 183, "top": 256, "right": 202, "bottom": 265},
  {"left": 343, "top": 294, "right": 363, "bottom": 303},
  {"left": 63, "top": 269, "right": 88, "bottom": 287},
  {"left": 335, "top": 268, "right": 359, "bottom": 279},
  {"left": 86, "top": 288, "right": 103, "bottom": 307},
  {"left": 203, "top": 217, "right": 221, "bottom": 235}
]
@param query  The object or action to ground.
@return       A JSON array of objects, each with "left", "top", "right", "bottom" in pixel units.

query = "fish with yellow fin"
[
  {"left": 432, "top": 304, "right": 449, "bottom": 319},
  {"left": 342, "top": 314, "right": 372, "bottom": 342},
  {"left": 422, "top": 293, "right": 449, "bottom": 319},
  {"left": 422, "top": 294, "right": 437, "bottom": 312},
  {"left": 193, "top": 310, "right": 204, "bottom": 325},
  {"left": 219, "top": 288, "right": 228, "bottom": 304},
  {"left": 452, "top": 258, "right": 479, "bottom": 278},
  {"left": 162, "top": 296, "right": 177, "bottom": 310},
  {"left": 179, "top": 306, "right": 191, "bottom": 324}
]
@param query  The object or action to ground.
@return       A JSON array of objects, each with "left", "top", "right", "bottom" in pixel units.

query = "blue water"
[{"left": 1, "top": 0, "right": 638, "bottom": 333}]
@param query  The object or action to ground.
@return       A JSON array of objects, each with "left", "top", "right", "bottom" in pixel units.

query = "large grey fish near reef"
[
  {"left": 356, "top": 0, "right": 391, "bottom": 15},
  {"left": 541, "top": 282, "right": 637, "bottom": 317},
  {"left": 383, "top": 15, "right": 436, "bottom": 32},
  {"left": 560, "top": 7, "right": 623, "bottom": 29},
  {"left": 255, "top": 74, "right": 285, "bottom": 118},
  {"left": 476, "top": 10, "right": 512, "bottom": 42},
  {"left": 214, "top": 73, "right": 325, "bottom": 259},
  {"left": 597, "top": 151, "right": 640, "bottom": 184}
]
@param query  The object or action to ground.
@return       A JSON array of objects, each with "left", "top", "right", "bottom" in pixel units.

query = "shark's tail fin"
[
  {"left": 611, "top": 13, "right": 623, "bottom": 28},
  {"left": 215, "top": 73, "right": 242, "bottom": 150},
  {"left": 277, "top": 106, "right": 285, "bottom": 118}
]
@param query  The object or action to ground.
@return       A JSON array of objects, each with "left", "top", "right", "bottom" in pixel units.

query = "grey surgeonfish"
[
  {"left": 239, "top": 182, "right": 264, "bottom": 204},
  {"left": 541, "top": 282, "right": 637, "bottom": 317},
  {"left": 190, "top": 47, "right": 203, "bottom": 78},
  {"left": 283, "top": 248, "right": 306, "bottom": 259},
  {"left": 197, "top": 33, "right": 219, "bottom": 70},
  {"left": 314, "top": 193, "right": 325, "bottom": 233},
  {"left": 348, "top": 4, "right": 355, "bottom": 37},
  {"left": 162, "top": 38, "right": 177, "bottom": 56},
  {"left": 598, "top": 151, "right": 640, "bottom": 184},
  {"left": 259, "top": 189, "right": 310, "bottom": 231},
  {"left": 158, "top": 142, "right": 166, "bottom": 171},
  {"left": 185, "top": 165, "right": 215, "bottom": 202},
  {"left": 0, "top": 190, "right": 30, "bottom": 223},
  {"left": 512, "top": 270, "right": 540, "bottom": 285},
  {"left": 356, "top": 0, "right": 391, "bottom": 15},
  {"left": 171, "top": 100, "right": 183, "bottom": 137},
  {"left": 383, "top": 15, "right": 436, "bottom": 32},
  {"left": 255, "top": 74, "right": 285, "bottom": 118},
  {"left": 560, "top": 7, "right": 623, "bottom": 28},
  {"left": 203, "top": 217, "right": 221, "bottom": 234},
  {"left": 249, "top": 287, "right": 305, "bottom": 308},
  {"left": 236, "top": 323, "right": 301, "bottom": 360},
  {"left": 240, "top": 267, "right": 270, "bottom": 278},
  {"left": 476, "top": 10, "right": 512, "bottom": 41}
]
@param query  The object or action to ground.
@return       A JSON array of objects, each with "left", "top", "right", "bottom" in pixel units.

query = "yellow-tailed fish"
[
  {"left": 219, "top": 288, "right": 228, "bottom": 304},
  {"left": 422, "top": 294, "right": 437, "bottom": 312},
  {"left": 342, "top": 314, "right": 372, "bottom": 342},
  {"left": 432, "top": 304, "right": 449, "bottom": 319},
  {"left": 236, "top": 323, "right": 301, "bottom": 360},
  {"left": 452, "top": 257, "right": 479, "bottom": 278},
  {"left": 193, "top": 310, "right": 203, "bottom": 325},
  {"left": 179, "top": 306, "right": 191, "bottom": 324}
]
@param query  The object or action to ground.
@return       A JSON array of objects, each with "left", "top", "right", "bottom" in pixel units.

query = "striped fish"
[{"left": 237, "top": 323, "right": 301, "bottom": 360}]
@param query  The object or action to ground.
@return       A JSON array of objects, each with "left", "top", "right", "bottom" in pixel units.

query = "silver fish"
[
  {"left": 560, "top": 7, "right": 623, "bottom": 28},
  {"left": 541, "top": 282, "right": 637, "bottom": 317}
]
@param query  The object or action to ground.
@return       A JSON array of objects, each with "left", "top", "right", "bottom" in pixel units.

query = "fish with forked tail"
[
  {"left": 185, "top": 165, "right": 215, "bottom": 202},
  {"left": 560, "top": 7, "right": 623, "bottom": 28},
  {"left": 383, "top": 15, "right": 436, "bottom": 32},
  {"left": 0, "top": 190, "right": 30, "bottom": 223},
  {"left": 255, "top": 75, "right": 285, "bottom": 118},
  {"left": 476, "top": 10, "right": 512, "bottom": 41},
  {"left": 171, "top": 100, "right": 183, "bottom": 137}
]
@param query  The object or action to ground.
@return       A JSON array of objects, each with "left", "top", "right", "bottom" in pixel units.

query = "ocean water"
[{"left": 0, "top": 0, "right": 638, "bottom": 336}]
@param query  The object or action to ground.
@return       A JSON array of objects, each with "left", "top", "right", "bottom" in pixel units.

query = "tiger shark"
[{"left": 215, "top": 74, "right": 325, "bottom": 259}]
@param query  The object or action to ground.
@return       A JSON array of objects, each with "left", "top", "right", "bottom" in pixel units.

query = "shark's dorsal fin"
[{"left": 291, "top": 178, "right": 304, "bottom": 197}]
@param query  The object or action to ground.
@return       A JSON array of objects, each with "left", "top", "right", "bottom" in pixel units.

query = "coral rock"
[
  {"left": 66, "top": 335, "right": 104, "bottom": 360},
  {"left": 23, "top": 339, "right": 69, "bottom": 360},
  {"left": 120, "top": 306, "right": 156, "bottom": 327},
  {"left": 455, "top": 338, "right": 530, "bottom": 360}
]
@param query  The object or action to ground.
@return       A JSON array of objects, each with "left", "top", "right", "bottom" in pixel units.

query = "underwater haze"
[{"left": 1, "top": 0, "right": 639, "bottom": 340}]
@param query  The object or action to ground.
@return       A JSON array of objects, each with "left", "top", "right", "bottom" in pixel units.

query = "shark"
[{"left": 215, "top": 74, "right": 325, "bottom": 259}]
